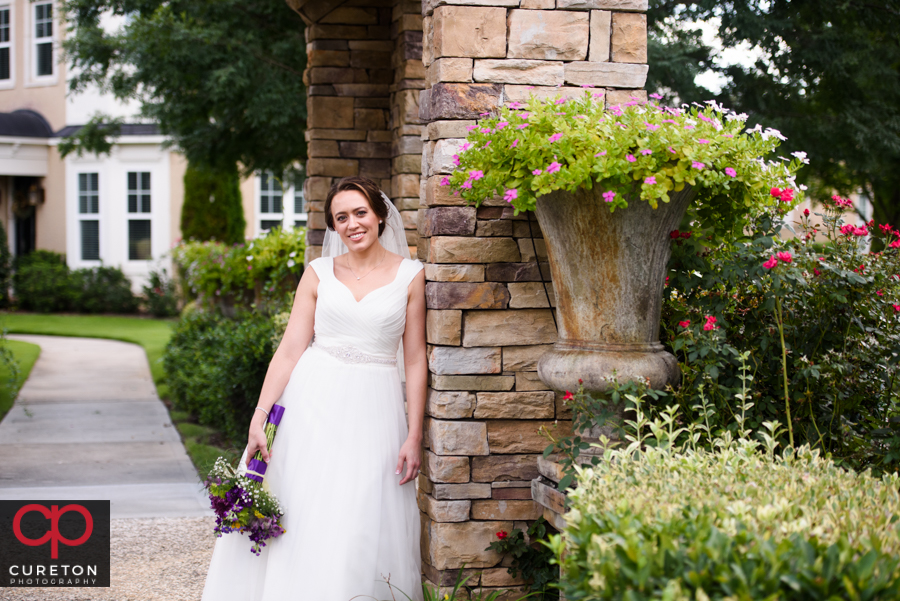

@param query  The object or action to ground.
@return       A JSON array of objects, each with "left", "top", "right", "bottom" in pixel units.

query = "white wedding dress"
[{"left": 202, "top": 256, "right": 424, "bottom": 601}]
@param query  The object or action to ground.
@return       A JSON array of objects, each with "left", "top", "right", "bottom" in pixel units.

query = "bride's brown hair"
[{"left": 325, "top": 176, "right": 389, "bottom": 237}]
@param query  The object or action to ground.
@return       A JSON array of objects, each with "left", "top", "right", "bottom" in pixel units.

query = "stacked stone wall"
[{"left": 416, "top": 0, "right": 647, "bottom": 594}]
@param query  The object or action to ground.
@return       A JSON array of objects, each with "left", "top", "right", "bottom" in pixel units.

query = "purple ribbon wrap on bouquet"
[{"left": 245, "top": 403, "right": 285, "bottom": 483}]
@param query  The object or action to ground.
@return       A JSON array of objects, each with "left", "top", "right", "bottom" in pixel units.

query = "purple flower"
[
  {"left": 626, "top": 154, "right": 637, "bottom": 163},
  {"left": 452, "top": 154, "right": 460, "bottom": 166},
  {"left": 546, "top": 162, "right": 562, "bottom": 174},
  {"left": 662, "top": 119, "right": 677, "bottom": 125},
  {"left": 684, "top": 124, "right": 695, "bottom": 130},
  {"left": 603, "top": 191, "right": 616, "bottom": 203},
  {"left": 507, "top": 101, "right": 523, "bottom": 109},
  {"left": 504, "top": 188, "right": 518, "bottom": 202},
  {"left": 580, "top": 84, "right": 595, "bottom": 88},
  {"left": 555, "top": 98, "right": 567, "bottom": 105},
  {"left": 480, "top": 128, "right": 493, "bottom": 134},
  {"left": 692, "top": 161, "right": 706, "bottom": 170},
  {"left": 467, "top": 124, "right": 478, "bottom": 132},
  {"left": 510, "top": 139, "right": 519, "bottom": 148},
  {"left": 594, "top": 150, "right": 607, "bottom": 157},
  {"left": 460, "top": 142, "right": 472, "bottom": 152},
  {"left": 668, "top": 147, "right": 677, "bottom": 154},
  {"left": 592, "top": 92, "right": 604, "bottom": 99},
  {"left": 575, "top": 115, "right": 587, "bottom": 119},
  {"left": 479, "top": 112, "right": 490, "bottom": 117},
  {"left": 640, "top": 149, "right": 652, "bottom": 155},
  {"left": 496, "top": 121, "right": 509, "bottom": 130},
  {"left": 645, "top": 176, "right": 657, "bottom": 185},
  {"left": 469, "top": 170, "right": 484, "bottom": 181},
  {"left": 548, "top": 133, "right": 563, "bottom": 143},
  {"left": 698, "top": 139, "right": 710, "bottom": 144},
  {"left": 650, "top": 93, "right": 663, "bottom": 100},
  {"left": 532, "top": 169, "right": 542, "bottom": 175},
  {"left": 517, "top": 124, "right": 529, "bottom": 130},
  {"left": 520, "top": 112, "right": 530, "bottom": 119},
  {"left": 462, "top": 180, "right": 472, "bottom": 189},
  {"left": 725, "top": 167, "right": 737, "bottom": 177},
  {"left": 439, "top": 176, "right": 450, "bottom": 186},
  {"left": 484, "top": 140, "right": 492, "bottom": 147}
]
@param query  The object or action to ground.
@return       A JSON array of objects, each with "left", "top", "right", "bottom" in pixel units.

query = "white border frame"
[
  {"left": 25, "top": 0, "right": 58, "bottom": 88},
  {"left": 0, "top": 2, "right": 15, "bottom": 90}
]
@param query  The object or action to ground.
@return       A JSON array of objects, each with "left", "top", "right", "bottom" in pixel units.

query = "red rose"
[{"left": 496, "top": 531, "right": 508, "bottom": 540}]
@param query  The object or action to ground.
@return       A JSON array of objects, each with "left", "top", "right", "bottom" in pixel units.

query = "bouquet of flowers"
[{"left": 205, "top": 404, "right": 286, "bottom": 555}]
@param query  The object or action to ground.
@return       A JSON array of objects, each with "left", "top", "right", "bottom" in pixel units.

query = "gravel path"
[{"left": 3, "top": 517, "right": 217, "bottom": 601}]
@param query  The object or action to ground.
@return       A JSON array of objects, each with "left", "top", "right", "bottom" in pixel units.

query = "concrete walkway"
[{"left": 0, "top": 334, "right": 210, "bottom": 519}]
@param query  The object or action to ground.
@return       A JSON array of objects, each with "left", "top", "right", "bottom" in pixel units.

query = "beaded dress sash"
[{"left": 314, "top": 343, "right": 397, "bottom": 366}]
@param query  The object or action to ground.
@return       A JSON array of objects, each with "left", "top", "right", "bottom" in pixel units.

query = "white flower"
[
  {"left": 287, "top": 259, "right": 295, "bottom": 268},
  {"left": 725, "top": 112, "right": 749, "bottom": 122},
  {"left": 746, "top": 123, "right": 764, "bottom": 135},
  {"left": 792, "top": 151, "right": 810, "bottom": 164},
  {"left": 247, "top": 256, "right": 253, "bottom": 261},
  {"left": 289, "top": 251, "right": 297, "bottom": 258},
  {"left": 762, "top": 127, "right": 787, "bottom": 141},
  {"left": 800, "top": 184, "right": 809, "bottom": 191}
]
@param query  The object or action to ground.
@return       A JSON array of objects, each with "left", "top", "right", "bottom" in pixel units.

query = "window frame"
[
  {"left": 126, "top": 171, "right": 153, "bottom": 261},
  {"left": 256, "top": 170, "right": 307, "bottom": 235},
  {"left": 0, "top": 3, "right": 15, "bottom": 89},
  {"left": 28, "top": 1, "right": 56, "bottom": 85},
  {"left": 77, "top": 172, "right": 101, "bottom": 262}
]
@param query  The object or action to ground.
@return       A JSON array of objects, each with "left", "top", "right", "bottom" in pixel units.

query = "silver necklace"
[{"left": 345, "top": 249, "right": 387, "bottom": 281}]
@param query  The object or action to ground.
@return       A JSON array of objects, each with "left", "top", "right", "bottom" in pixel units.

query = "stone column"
[
  {"left": 416, "top": 0, "right": 648, "bottom": 595},
  {"left": 297, "top": 1, "right": 395, "bottom": 265}
]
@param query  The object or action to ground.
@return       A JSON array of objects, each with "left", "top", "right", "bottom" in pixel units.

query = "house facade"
[{"left": 0, "top": 0, "right": 305, "bottom": 291}]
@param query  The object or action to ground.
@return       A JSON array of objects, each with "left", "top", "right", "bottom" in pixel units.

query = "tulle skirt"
[{"left": 201, "top": 345, "right": 423, "bottom": 601}]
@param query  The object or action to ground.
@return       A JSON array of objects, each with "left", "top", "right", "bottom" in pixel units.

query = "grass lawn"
[
  {"left": 0, "top": 339, "right": 41, "bottom": 421},
  {"left": 1, "top": 312, "right": 239, "bottom": 474},
  {"left": 2, "top": 312, "right": 176, "bottom": 398}
]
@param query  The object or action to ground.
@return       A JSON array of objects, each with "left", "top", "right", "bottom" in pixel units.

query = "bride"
[{"left": 201, "top": 176, "right": 426, "bottom": 601}]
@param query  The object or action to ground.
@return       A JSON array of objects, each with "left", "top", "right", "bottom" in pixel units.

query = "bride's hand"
[
  {"left": 247, "top": 418, "right": 271, "bottom": 464},
  {"left": 395, "top": 436, "right": 421, "bottom": 486}
]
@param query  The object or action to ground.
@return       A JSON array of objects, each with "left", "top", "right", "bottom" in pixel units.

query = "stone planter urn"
[{"left": 535, "top": 184, "right": 697, "bottom": 396}]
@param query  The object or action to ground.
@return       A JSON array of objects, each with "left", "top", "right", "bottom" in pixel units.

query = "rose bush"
[{"left": 445, "top": 93, "right": 805, "bottom": 239}]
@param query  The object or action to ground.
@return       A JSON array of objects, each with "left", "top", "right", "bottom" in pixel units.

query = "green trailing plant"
[
  {"left": 172, "top": 227, "right": 304, "bottom": 315},
  {"left": 13, "top": 251, "right": 73, "bottom": 313},
  {"left": 444, "top": 93, "right": 804, "bottom": 240},
  {"left": 180, "top": 162, "right": 246, "bottom": 245},
  {"left": 546, "top": 392, "right": 900, "bottom": 600},
  {"left": 485, "top": 517, "right": 558, "bottom": 600}
]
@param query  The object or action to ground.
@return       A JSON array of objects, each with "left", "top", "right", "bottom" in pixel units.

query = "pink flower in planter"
[
  {"left": 777, "top": 251, "right": 793, "bottom": 264},
  {"left": 516, "top": 124, "right": 529, "bottom": 130},
  {"left": 460, "top": 142, "right": 472, "bottom": 152},
  {"left": 763, "top": 256, "right": 778, "bottom": 269},
  {"left": 461, "top": 180, "right": 472, "bottom": 189},
  {"left": 663, "top": 119, "right": 677, "bottom": 125},
  {"left": 692, "top": 161, "right": 706, "bottom": 170},
  {"left": 626, "top": 155, "right": 637, "bottom": 163},
  {"left": 650, "top": 93, "right": 663, "bottom": 100},
  {"left": 580, "top": 84, "right": 595, "bottom": 88},
  {"left": 641, "top": 149, "right": 653, "bottom": 155},
  {"left": 698, "top": 139, "right": 710, "bottom": 144},
  {"left": 703, "top": 316, "right": 718, "bottom": 331},
  {"left": 668, "top": 147, "right": 677, "bottom": 154},
  {"left": 480, "top": 128, "right": 492, "bottom": 134},
  {"left": 507, "top": 102, "right": 523, "bottom": 109},
  {"left": 496, "top": 122, "right": 509, "bottom": 130},
  {"left": 546, "top": 162, "right": 562, "bottom": 174},
  {"left": 469, "top": 170, "right": 484, "bottom": 181},
  {"left": 532, "top": 169, "right": 543, "bottom": 175},
  {"left": 452, "top": 155, "right": 460, "bottom": 166},
  {"left": 510, "top": 139, "right": 519, "bottom": 148},
  {"left": 549, "top": 133, "right": 563, "bottom": 143},
  {"left": 725, "top": 168, "right": 737, "bottom": 177},
  {"left": 504, "top": 189, "right": 518, "bottom": 203},
  {"left": 645, "top": 123, "right": 660, "bottom": 131},
  {"left": 603, "top": 191, "right": 616, "bottom": 203},
  {"left": 595, "top": 151, "right": 607, "bottom": 157},
  {"left": 645, "top": 176, "right": 657, "bottom": 185},
  {"left": 555, "top": 98, "right": 567, "bottom": 105},
  {"left": 467, "top": 124, "right": 478, "bottom": 132},
  {"left": 483, "top": 140, "right": 492, "bottom": 147},
  {"left": 439, "top": 176, "right": 450, "bottom": 186}
]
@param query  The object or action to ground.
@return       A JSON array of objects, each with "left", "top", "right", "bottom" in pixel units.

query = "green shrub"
[
  {"left": 11, "top": 251, "right": 139, "bottom": 314},
  {"left": 180, "top": 162, "right": 246, "bottom": 245},
  {"left": 13, "top": 251, "right": 73, "bottom": 312},
  {"left": 172, "top": 226, "right": 304, "bottom": 314},
  {"left": 552, "top": 410, "right": 900, "bottom": 600},
  {"left": 70, "top": 266, "right": 139, "bottom": 314},
  {"left": 143, "top": 268, "right": 179, "bottom": 317},
  {"left": 163, "top": 309, "right": 277, "bottom": 444},
  {"left": 655, "top": 198, "right": 900, "bottom": 472}
]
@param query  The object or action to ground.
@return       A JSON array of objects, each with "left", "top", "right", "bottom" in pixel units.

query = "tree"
[
  {"left": 61, "top": 0, "right": 307, "bottom": 180},
  {"left": 181, "top": 163, "right": 246, "bottom": 244},
  {"left": 647, "top": 1, "right": 900, "bottom": 226}
]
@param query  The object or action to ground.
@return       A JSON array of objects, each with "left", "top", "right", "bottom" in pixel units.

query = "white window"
[
  {"left": 0, "top": 6, "right": 11, "bottom": 82},
  {"left": 33, "top": 2, "right": 53, "bottom": 78},
  {"left": 78, "top": 173, "right": 100, "bottom": 261},
  {"left": 127, "top": 171, "right": 152, "bottom": 260},
  {"left": 257, "top": 171, "right": 306, "bottom": 234}
]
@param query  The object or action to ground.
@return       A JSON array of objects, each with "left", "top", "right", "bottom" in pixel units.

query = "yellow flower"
[{"left": 253, "top": 510, "right": 265, "bottom": 519}]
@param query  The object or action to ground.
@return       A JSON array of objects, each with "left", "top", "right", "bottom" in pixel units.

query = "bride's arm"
[
  {"left": 397, "top": 269, "right": 426, "bottom": 485},
  {"left": 247, "top": 266, "right": 319, "bottom": 463}
]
